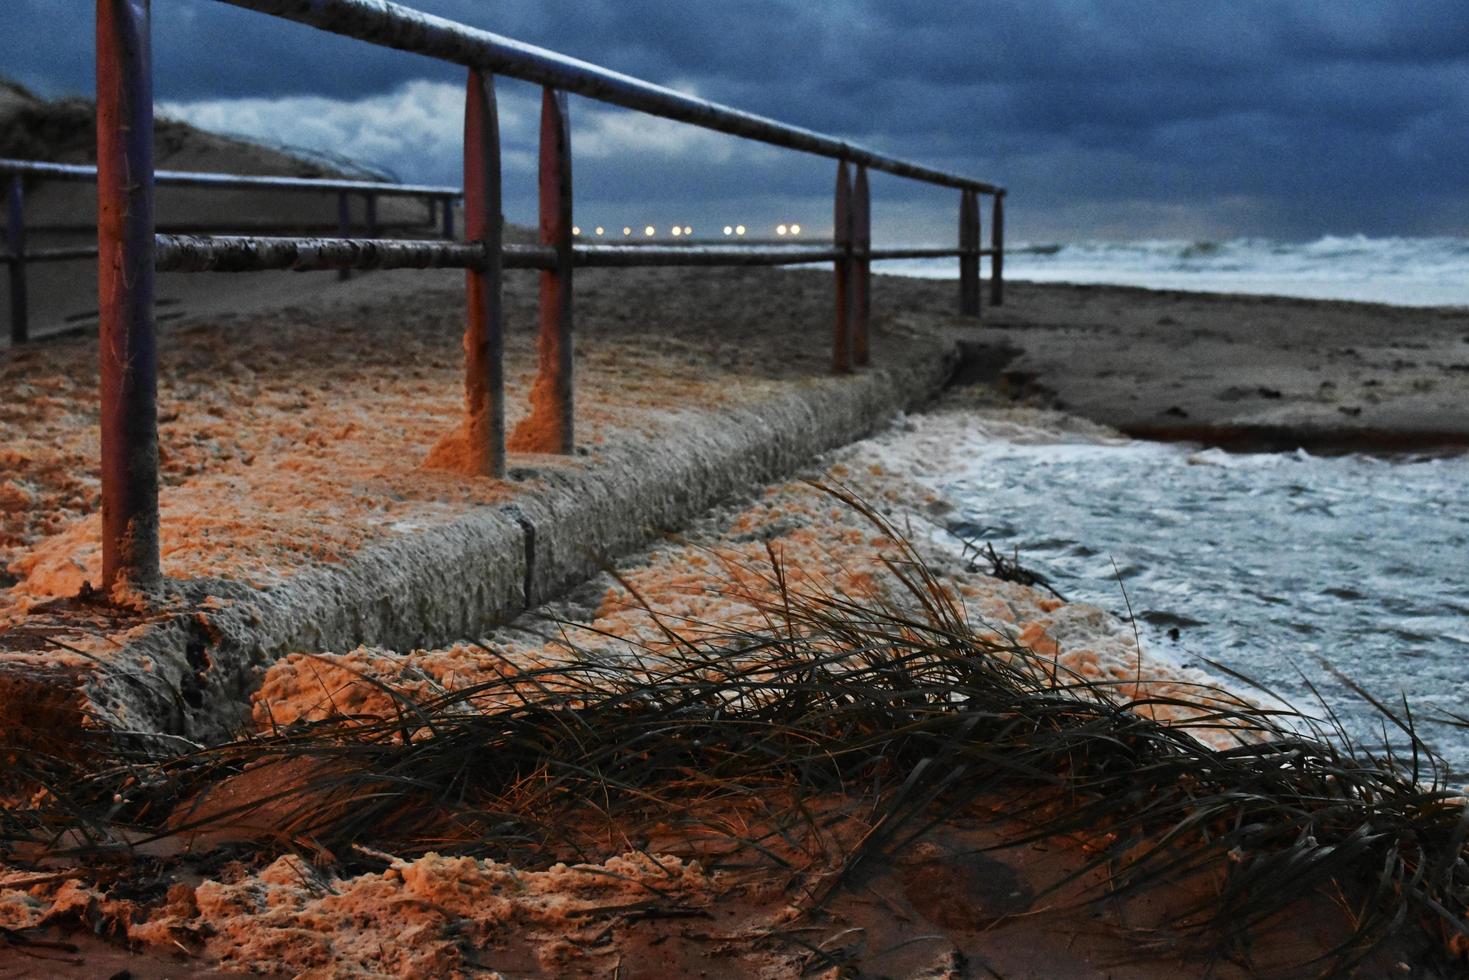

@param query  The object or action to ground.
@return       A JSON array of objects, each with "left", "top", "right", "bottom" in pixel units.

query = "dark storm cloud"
[{"left": 3, "top": 1, "right": 1466, "bottom": 238}]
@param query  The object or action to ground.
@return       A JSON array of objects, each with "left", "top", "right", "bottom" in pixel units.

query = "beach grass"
[{"left": 3, "top": 488, "right": 1466, "bottom": 975}]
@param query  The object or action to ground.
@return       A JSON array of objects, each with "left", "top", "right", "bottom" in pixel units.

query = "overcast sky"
[{"left": 4, "top": 1, "right": 1467, "bottom": 242}]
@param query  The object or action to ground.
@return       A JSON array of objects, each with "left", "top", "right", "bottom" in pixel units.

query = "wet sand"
[{"left": 976, "top": 279, "right": 1469, "bottom": 452}]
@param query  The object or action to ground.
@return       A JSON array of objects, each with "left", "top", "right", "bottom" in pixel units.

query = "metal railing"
[
  {"left": 1, "top": 157, "right": 462, "bottom": 343},
  {"left": 83, "top": 0, "right": 1006, "bottom": 597}
]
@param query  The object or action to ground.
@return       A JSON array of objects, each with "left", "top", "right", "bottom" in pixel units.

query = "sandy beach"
[
  {"left": 4, "top": 81, "right": 1469, "bottom": 978},
  {"left": 4, "top": 261, "right": 1466, "bottom": 975}
]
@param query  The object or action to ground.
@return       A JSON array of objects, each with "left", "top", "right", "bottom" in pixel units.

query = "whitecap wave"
[{"left": 876, "top": 234, "right": 1469, "bottom": 307}]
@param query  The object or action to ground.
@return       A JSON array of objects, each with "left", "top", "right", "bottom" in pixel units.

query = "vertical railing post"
[
  {"left": 441, "top": 194, "right": 455, "bottom": 240},
  {"left": 97, "top": 0, "right": 161, "bottom": 597},
  {"left": 990, "top": 191, "right": 1005, "bottom": 306},
  {"left": 364, "top": 191, "right": 378, "bottom": 238},
  {"left": 852, "top": 164, "right": 871, "bottom": 367},
  {"left": 6, "top": 177, "right": 27, "bottom": 345},
  {"left": 336, "top": 190, "right": 351, "bottom": 281},
  {"left": 426, "top": 196, "right": 437, "bottom": 231},
  {"left": 461, "top": 68, "right": 504, "bottom": 477},
  {"left": 511, "top": 86, "right": 573, "bottom": 453},
  {"left": 959, "top": 189, "right": 980, "bottom": 316},
  {"left": 832, "top": 160, "right": 852, "bottom": 374}
]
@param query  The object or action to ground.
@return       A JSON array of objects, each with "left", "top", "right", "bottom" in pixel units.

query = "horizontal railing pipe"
[
  {"left": 0, "top": 158, "right": 462, "bottom": 199},
  {"left": 212, "top": 0, "right": 1003, "bottom": 196},
  {"left": 3, "top": 245, "right": 103, "bottom": 263},
  {"left": 151, "top": 234, "right": 998, "bottom": 273}
]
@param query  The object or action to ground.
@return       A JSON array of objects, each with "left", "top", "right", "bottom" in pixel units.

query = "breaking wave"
[{"left": 879, "top": 234, "right": 1469, "bottom": 307}]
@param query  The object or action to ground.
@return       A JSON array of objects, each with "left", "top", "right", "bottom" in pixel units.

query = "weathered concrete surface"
[{"left": 0, "top": 334, "right": 958, "bottom": 750}]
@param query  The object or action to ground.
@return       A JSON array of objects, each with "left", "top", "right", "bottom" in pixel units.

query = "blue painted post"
[{"left": 97, "top": 0, "right": 161, "bottom": 597}]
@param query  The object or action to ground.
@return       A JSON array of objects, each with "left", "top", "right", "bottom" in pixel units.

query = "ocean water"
[
  {"left": 878, "top": 234, "right": 1469, "bottom": 308},
  {"left": 938, "top": 436, "right": 1469, "bottom": 779}
]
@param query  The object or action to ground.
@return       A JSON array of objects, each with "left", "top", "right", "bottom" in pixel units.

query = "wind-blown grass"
[{"left": 3, "top": 488, "right": 1465, "bottom": 974}]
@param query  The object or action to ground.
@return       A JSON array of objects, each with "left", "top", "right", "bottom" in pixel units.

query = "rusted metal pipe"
[
  {"left": 833, "top": 160, "right": 853, "bottom": 374},
  {"left": 6, "top": 177, "right": 27, "bottom": 345},
  {"left": 336, "top": 190, "right": 351, "bottom": 280},
  {"left": 0, "top": 157, "right": 461, "bottom": 198},
  {"left": 510, "top": 87, "right": 574, "bottom": 454},
  {"left": 852, "top": 164, "right": 871, "bottom": 367},
  {"left": 214, "top": 0, "right": 1002, "bottom": 196},
  {"left": 9, "top": 245, "right": 102, "bottom": 263},
  {"left": 155, "top": 233, "right": 500, "bottom": 272},
  {"left": 990, "top": 191, "right": 1005, "bottom": 306},
  {"left": 461, "top": 68, "right": 505, "bottom": 477},
  {"left": 97, "top": 0, "right": 161, "bottom": 598},
  {"left": 958, "top": 189, "right": 980, "bottom": 316},
  {"left": 577, "top": 244, "right": 843, "bottom": 266},
  {"left": 152, "top": 236, "right": 989, "bottom": 273}
]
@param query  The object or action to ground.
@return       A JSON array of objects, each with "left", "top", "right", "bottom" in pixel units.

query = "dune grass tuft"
[{"left": 3, "top": 487, "right": 1466, "bottom": 974}]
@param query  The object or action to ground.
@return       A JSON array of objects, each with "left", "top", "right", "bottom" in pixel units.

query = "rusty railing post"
[
  {"left": 6, "top": 176, "right": 27, "bottom": 345},
  {"left": 442, "top": 194, "right": 456, "bottom": 240},
  {"left": 511, "top": 86, "right": 573, "bottom": 452},
  {"left": 335, "top": 190, "right": 351, "bottom": 281},
  {"left": 97, "top": 0, "right": 161, "bottom": 597},
  {"left": 832, "top": 159, "right": 852, "bottom": 373},
  {"left": 852, "top": 164, "right": 871, "bottom": 366},
  {"left": 461, "top": 68, "right": 504, "bottom": 477},
  {"left": 959, "top": 188, "right": 980, "bottom": 316},
  {"left": 990, "top": 190, "right": 1005, "bottom": 306}
]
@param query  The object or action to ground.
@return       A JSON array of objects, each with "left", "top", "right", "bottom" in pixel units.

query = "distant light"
[
  {"left": 645, "top": 225, "right": 656, "bottom": 236},
  {"left": 723, "top": 225, "right": 733, "bottom": 236},
  {"left": 623, "top": 227, "right": 632, "bottom": 236},
  {"left": 594, "top": 226, "right": 604, "bottom": 236},
  {"left": 735, "top": 225, "right": 746, "bottom": 236},
  {"left": 776, "top": 224, "right": 788, "bottom": 236},
  {"left": 672, "top": 226, "right": 682, "bottom": 237},
  {"left": 790, "top": 224, "right": 801, "bottom": 235},
  {"left": 683, "top": 225, "right": 693, "bottom": 235},
  {"left": 572, "top": 226, "right": 581, "bottom": 236}
]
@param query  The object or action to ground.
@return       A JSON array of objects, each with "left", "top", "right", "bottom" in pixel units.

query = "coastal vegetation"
[{"left": 5, "top": 490, "right": 1465, "bottom": 975}]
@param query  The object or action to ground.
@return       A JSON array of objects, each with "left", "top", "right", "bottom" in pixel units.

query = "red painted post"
[
  {"left": 990, "top": 191, "right": 1005, "bottom": 306},
  {"left": 958, "top": 189, "right": 979, "bottom": 316},
  {"left": 461, "top": 68, "right": 505, "bottom": 477},
  {"left": 97, "top": 0, "right": 161, "bottom": 597},
  {"left": 852, "top": 164, "right": 871, "bottom": 366},
  {"left": 510, "top": 87, "right": 573, "bottom": 453},
  {"left": 6, "top": 177, "right": 27, "bottom": 345},
  {"left": 336, "top": 190, "right": 351, "bottom": 281},
  {"left": 832, "top": 160, "right": 852, "bottom": 374}
]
